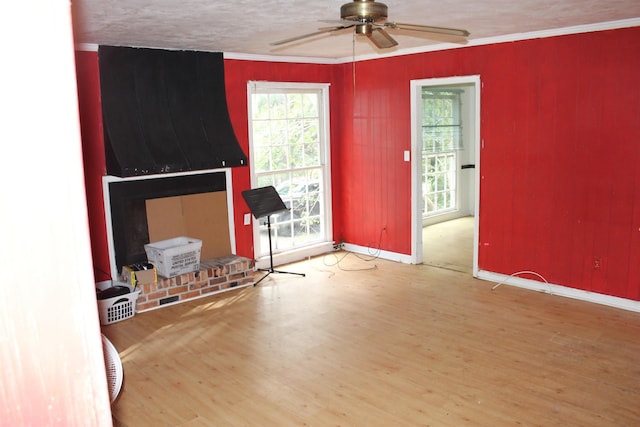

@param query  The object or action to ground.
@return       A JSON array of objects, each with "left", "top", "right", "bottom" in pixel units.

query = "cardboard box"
[
  {"left": 144, "top": 237, "right": 202, "bottom": 278},
  {"left": 121, "top": 264, "right": 157, "bottom": 288}
]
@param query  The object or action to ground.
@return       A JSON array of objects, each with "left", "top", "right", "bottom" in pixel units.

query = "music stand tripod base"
[
  {"left": 241, "top": 186, "right": 307, "bottom": 286},
  {"left": 254, "top": 266, "right": 305, "bottom": 286}
]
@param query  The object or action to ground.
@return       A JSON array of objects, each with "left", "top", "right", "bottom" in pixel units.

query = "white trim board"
[
  {"left": 257, "top": 239, "right": 640, "bottom": 313},
  {"left": 342, "top": 243, "right": 414, "bottom": 264},
  {"left": 477, "top": 270, "right": 640, "bottom": 313},
  {"left": 255, "top": 242, "right": 335, "bottom": 270},
  {"left": 330, "top": 243, "right": 640, "bottom": 313}
]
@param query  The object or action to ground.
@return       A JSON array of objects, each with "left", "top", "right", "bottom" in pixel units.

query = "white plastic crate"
[
  {"left": 144, "top": 236, "right": 202, "bottom": 278},
  {"left": 96, "top": 281, "right": 141, "bottom": 325}
]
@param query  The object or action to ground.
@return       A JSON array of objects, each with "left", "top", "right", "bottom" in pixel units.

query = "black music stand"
[{"left": 242, "top": 186, "right": 306, "bottom": 286}]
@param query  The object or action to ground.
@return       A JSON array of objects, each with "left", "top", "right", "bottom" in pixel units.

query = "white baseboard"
[
  {"left": 477, "top": 270, "right": 640, "bottom": 313},
  {"left": 255, "top": 241, "right": 640, "bottom": 313},
  {"left": 255, "top": 242, "right": 335, "bottom": 269},
  {"left": 341, "top": 243, "right": 414, "bottom": 264}
]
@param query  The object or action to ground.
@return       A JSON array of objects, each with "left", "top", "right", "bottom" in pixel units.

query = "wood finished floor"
[
  {"left": 105, "top": 235, "right": 640, "bottom": 426},
  {"left": 423, "top": 216, "right": 474, "bottom": 275}
]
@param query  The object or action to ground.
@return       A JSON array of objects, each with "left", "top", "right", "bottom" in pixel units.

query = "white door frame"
[{"left": 410, "top": 75, "right": 481, "bottom": 277}]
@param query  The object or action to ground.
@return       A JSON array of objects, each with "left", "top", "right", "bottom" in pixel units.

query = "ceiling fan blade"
[
  {"left": 319, "top": 19, "right": 357, "bottom": 27},
  {"left": 270, "top": 26, "right": 351, "bottom": 46},
  {"left": 386, "top": 22, "right": 470, "bottom": 38},
  {"left": 367, "top": 28, "right": 398, "bottom": 49}
]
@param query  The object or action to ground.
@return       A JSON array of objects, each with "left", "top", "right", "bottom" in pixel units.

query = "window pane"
[
  {"left": 304, "top": 143, "right": 320, "bottom": 167},
  {"left": 289, "top": 144, "right": 304, "bottom": 169},
  {"left": 250, "top": 86, "right": 330, "bottom": 257},
  {"left": 252, "top": 94, "right": 269, "bottom": 120},
  {"left": 270, "top": 94, "right": 286, "bottom": 119},
  {"left": 270, "top": 146, "right": 288, "bottom": 171},
  {"left": 285, "top": 94, "right": 300, "bottom": 118},
  {"left": 270, "top": 120, "right": 287, "bottom": 145},
  {"left": 303, "top": 119, "right": 319, "bottom": 143},
  {"left": 254, "top": 147, "right": 271, "bottom": 172},
  {"left": 288, "top": 120, "right": 303, "bottom": 144},
  {"left": 302, "top": 93, "right": 318, "bottom": 117},
  {"left": 421, "top": 89, "right": 462, "bottom": 218}
]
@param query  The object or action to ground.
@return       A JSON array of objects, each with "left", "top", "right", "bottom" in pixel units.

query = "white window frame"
[{"left": 247, "top": 81, "right": 334, "bottom": 268}]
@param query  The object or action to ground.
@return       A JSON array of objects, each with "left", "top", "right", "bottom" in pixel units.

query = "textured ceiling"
[{"left": 71, "top": 0, "right": 640, "bottom": 60}]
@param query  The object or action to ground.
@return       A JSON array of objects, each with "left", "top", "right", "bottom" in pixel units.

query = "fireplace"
[
  {"left": 95, "top": 46, "right": 254, "bottom": 310},
  {"left": 103, "top": 169, "right": 237, "bottom": 279},
  {"left": 103, "top": 168, "right": 255, "bottom": 312}
]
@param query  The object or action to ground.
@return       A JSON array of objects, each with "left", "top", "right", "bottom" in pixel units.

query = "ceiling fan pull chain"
[{"left": 352, "top": 32, "right": 357, "bottom": 96}]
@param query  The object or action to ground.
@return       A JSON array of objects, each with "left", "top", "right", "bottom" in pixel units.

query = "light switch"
[
  {"left": 404, "top": 150, "right": 410, "bottom": 162},
  {"left": 244, "top": 213, "right": 251, "bottom": 225}
]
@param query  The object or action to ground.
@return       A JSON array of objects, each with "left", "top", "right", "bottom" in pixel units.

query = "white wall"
[{"left": 0, "top": 1, "right": 112, "bottom": 425}]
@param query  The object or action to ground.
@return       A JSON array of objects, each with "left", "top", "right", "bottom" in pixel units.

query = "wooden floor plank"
[{"left": 105, "top": 234, "right": 640, "bottom": 426}]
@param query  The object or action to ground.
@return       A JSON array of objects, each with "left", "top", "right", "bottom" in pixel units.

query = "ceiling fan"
[{"left": 270, "top": 0, "right": 470, "bottom": 50}]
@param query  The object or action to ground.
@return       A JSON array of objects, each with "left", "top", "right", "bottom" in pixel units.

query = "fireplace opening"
[{"left": 104, "top": 170, "right": 235, "bottom": 278}]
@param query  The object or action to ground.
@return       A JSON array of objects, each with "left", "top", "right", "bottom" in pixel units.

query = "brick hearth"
[{"left": 135, "top": 255, "right": 254, "bottom": 312}]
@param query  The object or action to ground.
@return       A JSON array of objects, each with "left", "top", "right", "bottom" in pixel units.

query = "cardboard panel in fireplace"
[{"left": 146, "top": 192, "right": 231, "bottom": 260}]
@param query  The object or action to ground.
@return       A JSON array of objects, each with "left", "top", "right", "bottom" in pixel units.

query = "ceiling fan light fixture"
[{"left": 355, "top": 23, "right": 373, "bottom": 36}]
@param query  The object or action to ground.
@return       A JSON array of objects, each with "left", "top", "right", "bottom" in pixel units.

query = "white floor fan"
[{"left": 101, "top": 334, "right": 124, "bottom": 403}]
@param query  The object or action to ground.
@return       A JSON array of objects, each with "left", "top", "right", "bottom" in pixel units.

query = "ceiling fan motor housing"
[{"left": 341, "top": 0, "right": 388, "bottom": 23}]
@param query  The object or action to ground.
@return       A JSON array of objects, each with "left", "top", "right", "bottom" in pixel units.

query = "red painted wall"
[
  {"left": 335, "top": 27, "right": 640, "bottom": 300},
  {"left": 334, "top": 59, "right": 414, "bottom": 254},
  {"left": 74, "top": 53, "right": 342, "bottom": 277},
  {"left": 75, "top": 51, "right": 110, "bottom": 280},
  {"left": 76, "top": 26, "right": 640, "bottom": 301}
]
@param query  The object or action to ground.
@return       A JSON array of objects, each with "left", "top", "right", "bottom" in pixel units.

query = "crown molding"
[{"left": 223, "top": 52, "right": 341, "bottom": 64}]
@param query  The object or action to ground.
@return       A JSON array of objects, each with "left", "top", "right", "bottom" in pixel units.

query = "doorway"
[
  {"left": 423, "top": 216, "right": 474, "bottom": 274},
  {"left": 410, "top": 76, "right": 480, "bottom": 276}
]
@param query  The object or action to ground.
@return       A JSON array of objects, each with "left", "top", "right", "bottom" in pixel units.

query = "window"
[
  {"left": 421, "top": 89, "right": 463, "bottom": 217},
  {"left": 248, "top": 82, "right": 332, "bottom": 259}
]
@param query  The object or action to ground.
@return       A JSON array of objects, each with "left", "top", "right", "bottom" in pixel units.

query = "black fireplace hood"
[{"left": 98, "top": 46, "right": 247, "bottom": 177}]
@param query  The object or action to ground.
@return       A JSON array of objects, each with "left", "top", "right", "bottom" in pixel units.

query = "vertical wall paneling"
[
  {"left": 334, "top": 28, "right": 640, "bottom": 301},
  {"left": 76, "top": 26, "right": 640, "bottom": 302},
  {"left": 75, "top": 51, "right": 111, "bottom": 280}
]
